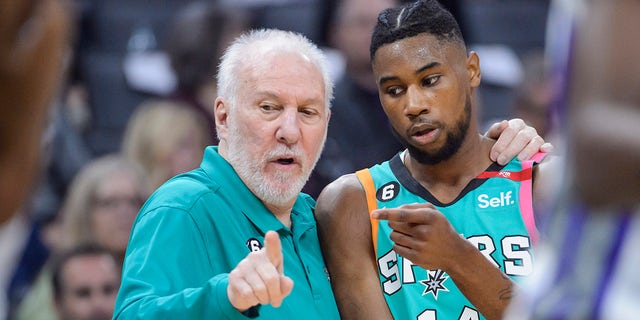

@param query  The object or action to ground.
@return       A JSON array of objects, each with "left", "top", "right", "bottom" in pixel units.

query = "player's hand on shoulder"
[
  {"left": 227, "top": 231, "right": 294, "bottom": 312},
  {"left": 486, "top": 118, "right": 553, "bottom": 165}
]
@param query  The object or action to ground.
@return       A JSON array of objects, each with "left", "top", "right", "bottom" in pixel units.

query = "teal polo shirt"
[{"left": 114, "top": 146, "right": 339, "bottom": 319}]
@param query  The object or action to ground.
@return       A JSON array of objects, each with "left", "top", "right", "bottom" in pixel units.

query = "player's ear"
[{"left": 466, "top": 51, "right": 481, "bottom": 88}]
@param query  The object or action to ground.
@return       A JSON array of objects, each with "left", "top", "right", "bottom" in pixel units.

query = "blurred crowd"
[{"left": 1, "top": 0, "right": 557, "bottom": 319}]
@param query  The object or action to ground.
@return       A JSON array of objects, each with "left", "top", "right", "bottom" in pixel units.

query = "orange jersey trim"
[{"left": 355, "top": 169, "right": 379, "bottom": 256}]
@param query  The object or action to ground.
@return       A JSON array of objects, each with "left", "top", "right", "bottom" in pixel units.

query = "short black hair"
[
  {"left": 370, "top": 0, "right": 465, "bottom": 61},
  {"left": 51, "top": 244, "right": 115, "bottom": 300}
]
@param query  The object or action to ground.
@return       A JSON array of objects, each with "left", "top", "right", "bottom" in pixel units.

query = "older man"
[{"left": 114, "top": 29, "right": 338, "bottom": 319}]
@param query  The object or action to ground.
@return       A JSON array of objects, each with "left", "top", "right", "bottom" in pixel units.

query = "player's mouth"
[{"left": 409, "top": 123, "right": 440, "bottom": 144}]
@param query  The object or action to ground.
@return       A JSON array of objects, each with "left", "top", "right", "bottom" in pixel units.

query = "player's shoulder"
[
  {"left": 319, "top": 173, "right": 363, "bottom": 200},
  {"left": 315, "top": 173, "right": 367, "bottom": 220}
]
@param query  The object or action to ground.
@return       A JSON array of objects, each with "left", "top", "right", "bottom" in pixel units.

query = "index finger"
[
  {"left": 371, "top": 207, "right": 433, "bottom": 224},
  {"left": 263, "top": 231, "right": 283, "bottom": 273}
]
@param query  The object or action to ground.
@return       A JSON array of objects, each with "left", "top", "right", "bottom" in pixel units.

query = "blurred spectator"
[
  {"left": 305, "top": 0, "right": 402, "bottom": 197},
  {"left": 165, "top": 2, "right": 250, "bottom": 143},
  {"left": 58, "top": 154, "right": 150, "bottom": 263},
  {"left": 13, "top": 155, "right": 149, "bottom": 320},
  {"left": 27, "top": 89, "right": 94, "bottom": 240},
  {"left": 51, "top": 244, "right": 120, "bottom": 320},
  {"left": 122, "top": 99, "right": 211, "bottom": 190}
]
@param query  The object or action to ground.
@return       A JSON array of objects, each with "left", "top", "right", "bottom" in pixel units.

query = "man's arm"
[
  {"left": 0, "top": 0, "right": 69, "bottom": 223},
  {"left": 315, "top": 174, "right": 393, "bottom": 320},
  {"left": 372, "top": 203, "right": 515, "bottom": 320},
  {"left": 114, "top": 209, "right": 237, "bottom": 319},
  {"left": 115, "top": 208, "right": 291, "bottom": 319}
]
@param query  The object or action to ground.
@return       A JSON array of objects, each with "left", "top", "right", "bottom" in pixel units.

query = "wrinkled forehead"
[
  {"left": 247, "top": 49, "right": 316, "bottom": 73},
  {"left": 241, "top": 51, "right": 326, "bottom": 100}
]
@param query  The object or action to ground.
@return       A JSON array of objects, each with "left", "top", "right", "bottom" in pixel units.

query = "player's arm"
[
  {"left": 372, "top": 203, "right": 515, "bottom": 320},
  {"left": 315, "top": 174, "right": 393, "bottom": 320}
]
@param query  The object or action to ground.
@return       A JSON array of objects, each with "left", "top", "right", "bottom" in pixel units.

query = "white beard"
[{"left": 225, "top": 121, "right": 317, "bottom": 207}]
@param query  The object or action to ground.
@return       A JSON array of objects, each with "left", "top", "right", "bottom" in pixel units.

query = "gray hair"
[{"left": 216, "top": 28, "right": 334, "bottom": 114}]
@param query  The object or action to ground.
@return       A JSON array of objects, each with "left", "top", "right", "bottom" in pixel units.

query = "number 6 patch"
[{"left": 376, "top": 182, "right": 400, "bottom": 202}]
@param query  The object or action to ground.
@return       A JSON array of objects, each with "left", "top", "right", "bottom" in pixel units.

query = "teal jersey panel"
[{"left": 361, "top": 153, "right": 544, "bottom": 320}]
